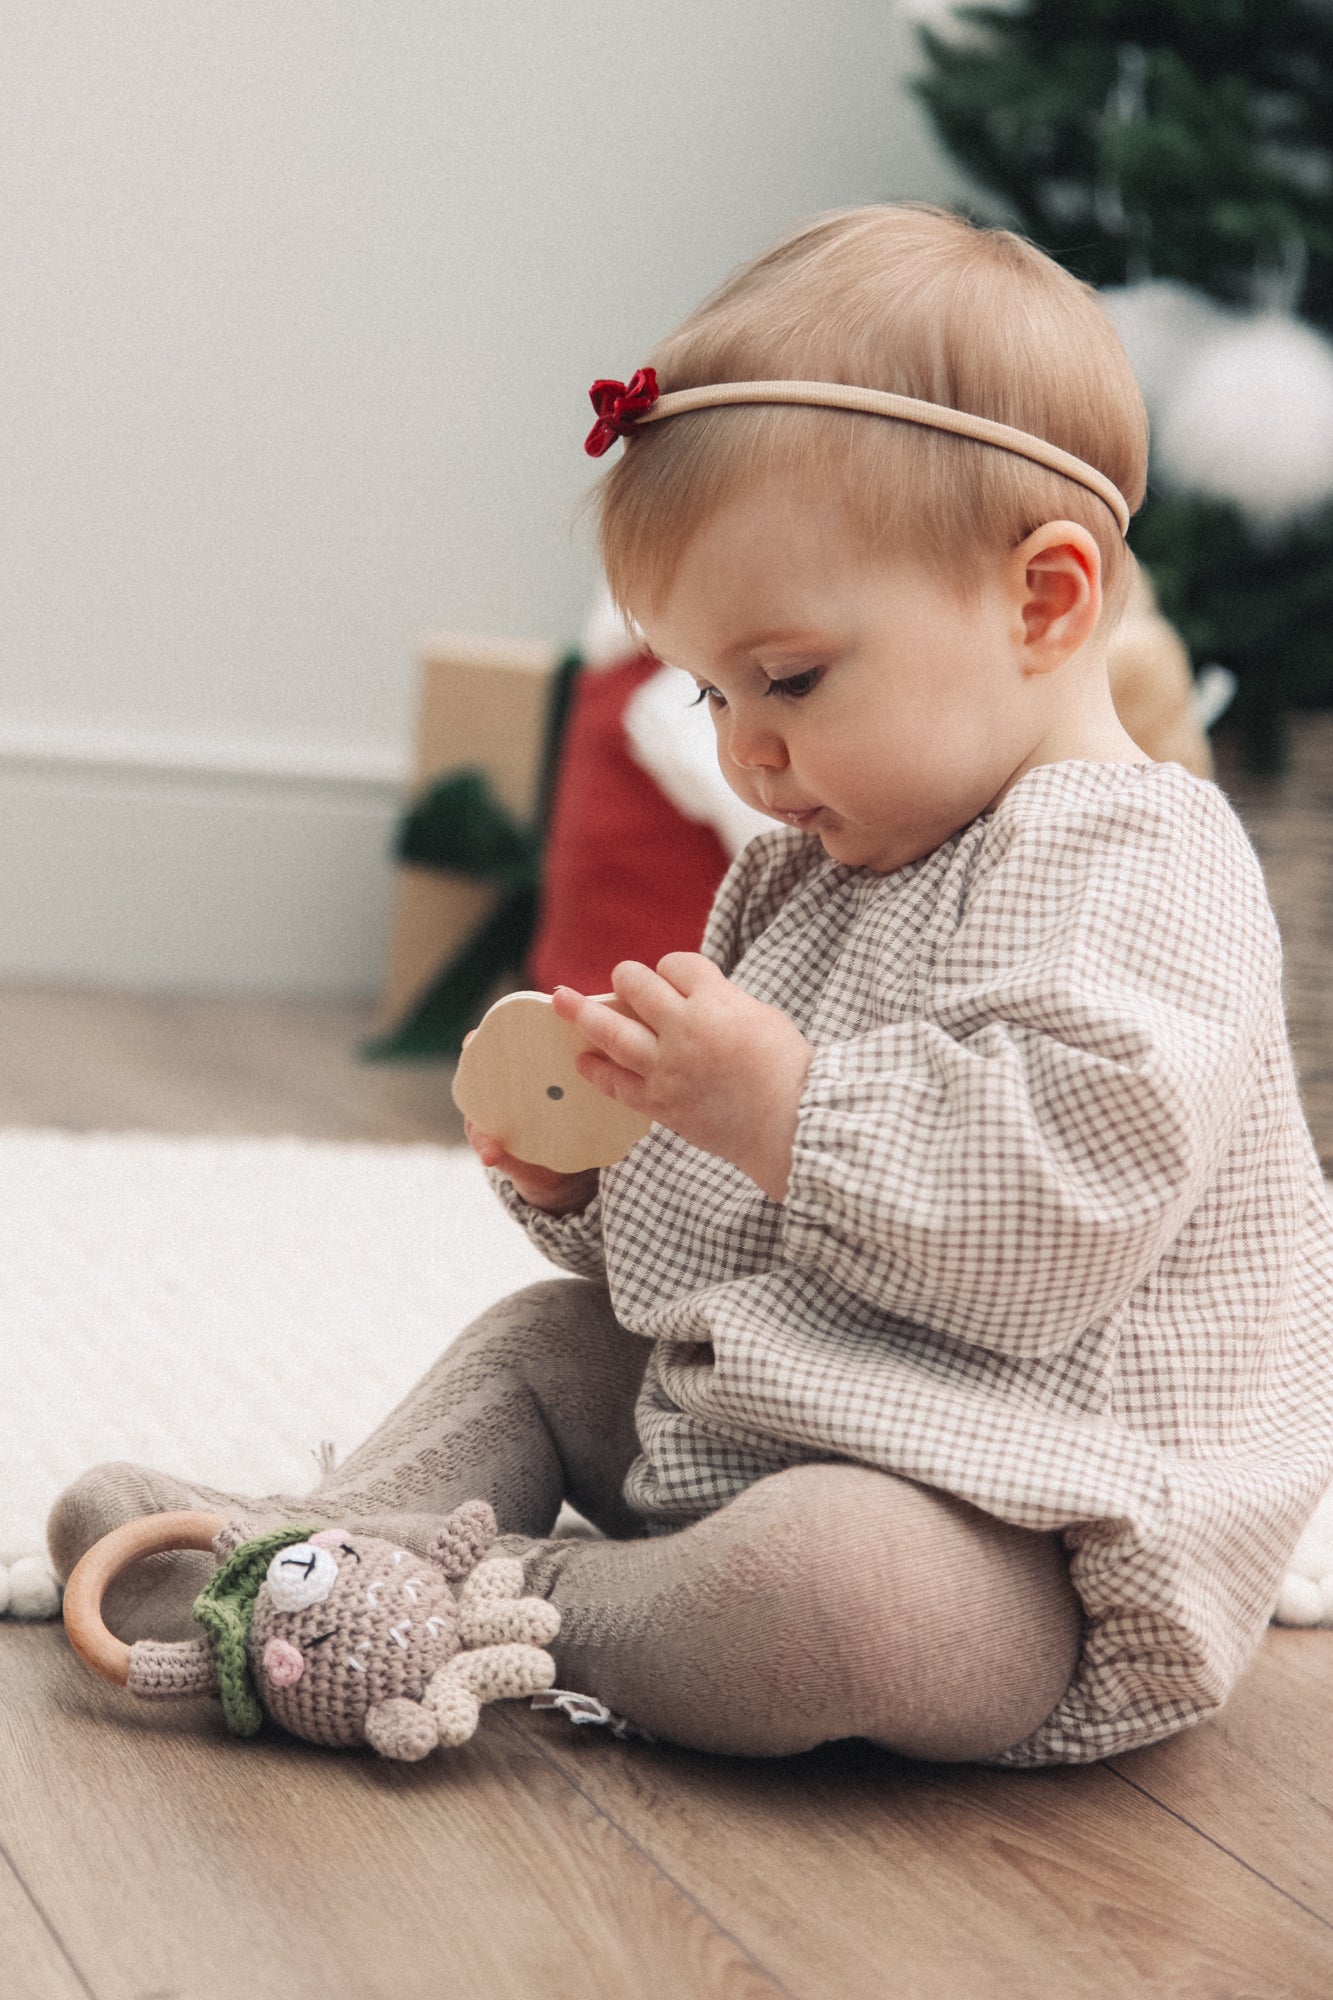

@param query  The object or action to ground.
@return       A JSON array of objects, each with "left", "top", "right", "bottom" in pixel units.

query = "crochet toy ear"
[
  {"left": 430, "top": 1498, "right": 497, "bottom": 1582},
  {"left": 211, "top": 1522, "right": 250, "bottom": 1562}
]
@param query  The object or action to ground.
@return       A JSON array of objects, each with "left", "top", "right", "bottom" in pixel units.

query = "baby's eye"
[
  {"left": 689, "top": 684, "right": 725, "bottom": 709},
  {"left": 764, "top": 668, "right": 822, "bottom": 700}
]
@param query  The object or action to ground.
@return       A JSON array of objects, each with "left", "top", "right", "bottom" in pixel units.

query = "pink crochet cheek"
[
  {"left": 309, "top": 1528, "right": 352, "bottom": 1548},
  {"left": 263, "top": 1638, "right": 305, "bottom": 1687}
]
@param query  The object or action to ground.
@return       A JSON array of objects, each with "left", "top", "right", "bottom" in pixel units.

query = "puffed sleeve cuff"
[{"left": 485, "top": 1165, "right": 608, "bottom": 1281}]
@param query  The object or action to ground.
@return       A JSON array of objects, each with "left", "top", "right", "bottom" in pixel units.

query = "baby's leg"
[
  {"left": 49, "top": 1278, "right": 646, "bottom": 1637},
  {"left": 314, "top": 1275, "right": 647, "bottom": 1538},
  {"left": 524, "top": 1462, "right": 1081, "bottom": 1760}
]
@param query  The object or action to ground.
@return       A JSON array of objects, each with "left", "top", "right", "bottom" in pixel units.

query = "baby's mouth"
[{"left": 768, "top": 803, "right": 823, "bottom": 826}]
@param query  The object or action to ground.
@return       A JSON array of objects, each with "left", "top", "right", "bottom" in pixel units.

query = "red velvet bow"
[{"left": 584, "top": 367, "right": 660, "bottom": 456}]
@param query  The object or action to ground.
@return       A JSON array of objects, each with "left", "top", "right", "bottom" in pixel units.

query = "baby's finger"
[
  {"left": 575, "top": 1050, "right": 650, "bottom": 1111},
  {"left": 495, "top": 1151, "right": 575, "bottom": 1192},
  {"left": 654, "top": 951, "right": 725, "bottom": 996},
  {"left": 465, "top": 1122, "right": 505, "bottom": 1170},
  {"left": 555, "top": 986, "right": 656, "bottom": 1075},
  {"left": 608, "top": 959, "right": 685, "bottom": 1029}
]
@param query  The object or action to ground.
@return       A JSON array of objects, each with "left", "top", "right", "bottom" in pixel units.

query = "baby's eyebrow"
[{"left": 721, "top": 627, "right": 828, "bottom": 660}]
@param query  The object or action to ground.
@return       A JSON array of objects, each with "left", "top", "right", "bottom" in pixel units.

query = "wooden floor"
[{"left": 3, "top": 719, "right": 1333, "bottom": 1998}]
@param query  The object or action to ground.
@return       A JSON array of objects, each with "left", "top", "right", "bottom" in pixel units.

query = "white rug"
[
  {"left": 0, "top": 1129, "right": 551, "bottom": 1609},
  {"left": 2, "top": 1127, "right": 1330, "bottom": 1628}
]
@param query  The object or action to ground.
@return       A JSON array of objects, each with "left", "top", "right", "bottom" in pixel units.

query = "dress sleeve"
[
  {"left": 779, "top": 779, "right": 1282, "bottom": 1359},
  {"left": 485, "top": 1166, "right": 608, "bottom": 1282}
]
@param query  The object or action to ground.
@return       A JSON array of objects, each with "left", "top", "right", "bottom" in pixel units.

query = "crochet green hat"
[{"left": 192, "top": 1526, "right": 318, "bottom": 1737}]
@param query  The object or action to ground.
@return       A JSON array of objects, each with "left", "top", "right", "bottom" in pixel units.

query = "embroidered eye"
[{"left": 266, "top": 1541, "right": 339, "bottom": 1611}]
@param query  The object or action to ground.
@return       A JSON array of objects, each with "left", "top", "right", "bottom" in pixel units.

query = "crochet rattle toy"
[{"left": 62, "top": 1500, "right": 559, "bottom": 1760}]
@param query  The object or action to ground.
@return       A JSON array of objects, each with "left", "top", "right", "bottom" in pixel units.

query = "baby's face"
[{"left": 631, "top": 476, "right": 1059, "bottom": 874}]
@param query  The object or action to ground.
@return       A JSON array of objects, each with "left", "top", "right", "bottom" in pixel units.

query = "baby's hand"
[
  {"left": 464, "top": 1118, "right": 599, "bottom": 1217},
  {"left": 552, "top": 955, "right": 813, "bottom": 1203}
]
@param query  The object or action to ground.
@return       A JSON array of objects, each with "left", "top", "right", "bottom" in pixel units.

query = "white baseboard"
[{"left": 0, "top": 722, "right": 408, "bottom": 994}]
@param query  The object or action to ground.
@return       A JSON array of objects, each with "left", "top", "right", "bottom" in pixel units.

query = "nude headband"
[{"left": 584, "top": 368, "right": 1131, "bottom": 537}]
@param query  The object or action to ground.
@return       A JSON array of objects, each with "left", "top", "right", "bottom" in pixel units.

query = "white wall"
[{"left": 0, "top": 1, "right": 964, "bottom": 993}]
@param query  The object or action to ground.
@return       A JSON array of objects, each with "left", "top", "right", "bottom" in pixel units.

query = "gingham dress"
[{"left": 492, "top": 759, "right": 1333, "bottom": 1764}]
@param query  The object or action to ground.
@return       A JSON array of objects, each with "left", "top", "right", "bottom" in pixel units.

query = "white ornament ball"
[
  {"left": 579, "top": 581, "right": 643, "bottom": 672},
  {"left": 7, "top": 1555, "right": 61, "bottom": 1620},
  {"left": 1099, "top": 280, "right": 1231, "bottom": 418},
  {"left": 895, "top": 0, "right": 1018, "bottom": 40},
  {"left": 1154, "top": 313, "right": 1333, "bottom": 528},
  {"left": 623, "top": 663, "right": 772, "bottom": 860},
  {"left": 1273, "top": 1571, "right": 1325, "bottom": 1626}
]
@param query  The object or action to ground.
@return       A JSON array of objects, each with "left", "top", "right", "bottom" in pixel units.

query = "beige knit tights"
[{"left": 50, "top": 1276, "right": 1081, "bottom": 1760}]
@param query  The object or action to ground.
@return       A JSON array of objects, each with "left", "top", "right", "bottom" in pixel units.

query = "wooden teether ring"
[{"left": 62, "top": 1509, "right": 226, "bottom": 1687}]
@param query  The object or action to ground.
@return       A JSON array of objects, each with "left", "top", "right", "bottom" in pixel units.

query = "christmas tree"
[{"left": 912, "top": 0, "right": 1333, "bottom": 770}]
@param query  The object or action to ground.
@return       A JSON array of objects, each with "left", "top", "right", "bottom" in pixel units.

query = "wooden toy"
[
  {"left": 452, "top": 990, "right": 652, "bottom": 1172},
  {"left": 62, "top": 1502, "right": 559, "bottom": 1761}
]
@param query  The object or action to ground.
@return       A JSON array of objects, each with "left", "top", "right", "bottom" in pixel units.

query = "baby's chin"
[
  {"left": 816, "top": 818, "right": 935, "bottom": 875},
  {"left": 752, "top": 803, "right": 916, "bottom": 874}
]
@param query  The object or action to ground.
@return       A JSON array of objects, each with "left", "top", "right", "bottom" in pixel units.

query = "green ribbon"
[
  {"left": 364, "top": 652, "right": 582, "bottom": 1061},
  {"left": 192, "top": 1526, "right": 319, "bottom": 1739}
]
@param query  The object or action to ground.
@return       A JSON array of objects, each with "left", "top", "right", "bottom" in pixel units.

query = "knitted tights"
[{"left": 50, "top": 1276, "right": 1081, "bottom": 1759}]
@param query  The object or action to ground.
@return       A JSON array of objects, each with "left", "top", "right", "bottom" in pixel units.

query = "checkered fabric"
[{"left": 493, "top": 761, "right": 1333, "bottom": 1764}]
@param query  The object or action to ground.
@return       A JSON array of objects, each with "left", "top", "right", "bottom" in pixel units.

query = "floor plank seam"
[
  {"left": 0, "top": 1832, "right": 100, "bottom": 1999},
  {"left": 500, "top": 1712, "right": 801, "bottom": 1999},
  {"left": 1105, "top": 1764, "right": 1333, "bottom": 1932}
]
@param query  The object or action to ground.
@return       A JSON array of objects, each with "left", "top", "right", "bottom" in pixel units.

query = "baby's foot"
[
  {"left": 47, "top": 1460, "right": 342, "bottom": 1643},
  {"left": 490, "top": 1530, "right": 573, "bottom": 1592},
  {"left": 48, "top": 1460, "right": 487, "bottom": 1643}
]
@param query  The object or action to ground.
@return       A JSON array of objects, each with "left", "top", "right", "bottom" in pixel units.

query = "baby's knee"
[
  {"left": 727, "top": 1460, "right": 1082, "bottom": 1760},
  {"left": 455, "top": 1277, "right": 618, "bottom": 1365}
]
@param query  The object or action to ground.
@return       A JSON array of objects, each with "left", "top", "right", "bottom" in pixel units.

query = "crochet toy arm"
[
  {"left": 126, "top": 1636, "right": 220, "bottom": 1698},
  {"left": 456, "top": 1555, "right": 561, "bottom": 1647},
  {"left": 425, "top": 1642, "right": 558, "bottom": 1747},
  {"left": 424, "top": 1556, "right": 559, "bottom": 1746}
]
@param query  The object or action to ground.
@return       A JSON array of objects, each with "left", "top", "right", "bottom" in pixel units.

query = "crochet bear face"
[{"left": 250, "top": 1529, "right": 463, "bottom": 1748}]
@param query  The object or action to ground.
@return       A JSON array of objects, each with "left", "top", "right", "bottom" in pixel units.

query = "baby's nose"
[{"left": 726, "top": 717, "right": 787, "bottom": 770}]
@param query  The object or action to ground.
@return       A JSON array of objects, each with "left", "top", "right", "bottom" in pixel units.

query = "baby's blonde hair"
[{"left": 596, "top": 205, "right": 1148, "bottom": 625}]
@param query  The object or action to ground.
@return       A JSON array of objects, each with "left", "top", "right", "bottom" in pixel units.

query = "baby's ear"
[
  {"left": 430, "top": 1499, "right": 497, "bottom": 1581},
  {"left": 210, "top": 1521, "right": 249, "bottom": 1562}
]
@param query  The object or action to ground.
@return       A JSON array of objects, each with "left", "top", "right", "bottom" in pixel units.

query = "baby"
[{"left": 53, "top": 205, "right": 1333, "bottom": 1767}]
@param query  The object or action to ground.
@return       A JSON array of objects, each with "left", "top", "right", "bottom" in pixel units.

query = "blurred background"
[
  {"left": 0, "top": 0, "right": 1330, "bottom": 1157},
  {"left": 0, "top": 0, "right": 960, "bottom": 996}
]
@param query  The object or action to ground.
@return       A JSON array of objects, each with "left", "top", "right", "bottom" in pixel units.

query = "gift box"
[{"left": 377, "top": 635, "right": 564, "bottom": 1042}]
